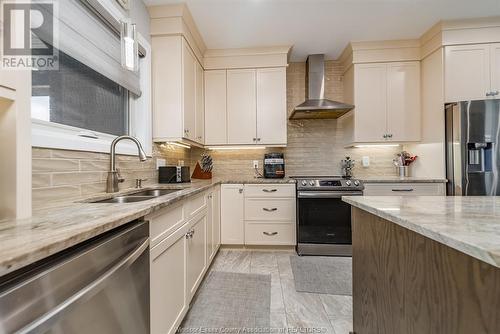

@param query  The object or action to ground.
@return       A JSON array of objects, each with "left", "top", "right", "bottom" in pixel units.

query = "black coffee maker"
[{"left": 263, "top": 153, "right": 285, "bottom": 178}]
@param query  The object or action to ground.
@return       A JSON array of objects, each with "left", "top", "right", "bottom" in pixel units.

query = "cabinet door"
[
  {"left": 213, "top": 186, "right": 221, "bottom": 252},
  {"left": 204, "top": 70, "right": 227, "bottom": 145},
  {"left": 187, "top": 214, "right": 207, "bottom": 299},
  {"left": 206, "top": 192, "right": 214, "bottom": 263},
  {"left": 387, "top": 62, "right": 421, "bottom": 142},
  {"left": 182, "top": 41, "right": 196, "bottom": 140},
  {"left": 195, "top": 61, "right": 205, "bottom": 144},
  {"left": 256, "top": 67, "right": 287, "bottom": 145},
  {"left": 354, "top": 63, "right": 388, "bottom": 142},
  {"left": 151, "top": 226, "right": 188, "bottom": 334},
  {"left": 227, "top": 69, "right": 257, "bottom": 144},
  {"left": 445, "top": 44, "right": 491, "bottom": 102},
  {"left": 491, "top": 43, "right": 500, "bottom": 97},
  {"left": 221, "top": 184, "right": 244, "bottom": 244}
]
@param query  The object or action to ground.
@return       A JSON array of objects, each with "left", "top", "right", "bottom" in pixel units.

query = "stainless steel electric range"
[{"left": 292, "top": 176, "right": 364, "bottom": 256}]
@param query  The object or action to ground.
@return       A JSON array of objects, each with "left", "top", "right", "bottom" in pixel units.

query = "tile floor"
[{"left": 203, "top": 248, "right": 353, "bottom": 334}]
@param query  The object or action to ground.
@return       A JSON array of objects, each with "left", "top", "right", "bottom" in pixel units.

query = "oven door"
[{"left": 297, "top": 191, "right": 362, "bottom": 245}]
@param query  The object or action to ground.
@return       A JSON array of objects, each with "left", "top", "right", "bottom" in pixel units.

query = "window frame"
[{"left": 31, "top": 32, "right": 152, "bottom": 156}]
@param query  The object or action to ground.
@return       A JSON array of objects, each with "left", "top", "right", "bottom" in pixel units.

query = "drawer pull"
[
  {"left": 263, "top": 208, "right": 278, "bottom": 212},
  {"left": 263, "top": 232, "right": 278, "bottom": 236},
  {"left": 391, "top": 189, "right": 414, "bottom": 192},
  {"left": 262, "top": 189, "right": 277, "bottom": 193}
]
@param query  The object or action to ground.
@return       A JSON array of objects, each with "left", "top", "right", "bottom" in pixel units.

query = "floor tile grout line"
[{"left": 275, "top": 251, "right": 290, "bottom": 330}]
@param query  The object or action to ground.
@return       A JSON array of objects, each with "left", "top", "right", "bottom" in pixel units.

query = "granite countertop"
[
  {"left": 360, "top": 176, "right": 447, "bottom": 183},
  {"left": 0, "top": 177, "right": 296, "bottom": 277},
  {"left": 343, "top": 196, "right": 500, "bottom": 268}
]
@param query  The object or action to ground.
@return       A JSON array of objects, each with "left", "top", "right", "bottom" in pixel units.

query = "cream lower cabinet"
[
  {"left": 445, "top": 43, "right": 500, "bottom": 102},
  {"left": 344, "top": 61, "right": 421, "bottom": 144},
  {"left": 221, "top": 184, "right": 245, "bottom": 244},
  {"left": 363, "top": 182, "right": 446, "bottom": 196},
  {"left": 207, "top": 186, "right": 221, "bottom": 262},
  {"left": 149, "top": 187, "right": 220, "bottom": 334}
]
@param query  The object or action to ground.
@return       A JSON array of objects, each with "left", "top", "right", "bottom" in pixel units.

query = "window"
[{"left": 32, "top": 49, "right": 130, "bottom": 137}]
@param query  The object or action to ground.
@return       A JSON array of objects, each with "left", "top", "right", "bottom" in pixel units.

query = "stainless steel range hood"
[{"left": 289, "top": 54, "right": 354, "bottom": 120}]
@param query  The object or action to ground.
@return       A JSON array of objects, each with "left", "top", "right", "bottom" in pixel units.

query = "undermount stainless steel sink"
[
  {"left": 130, "top": 189, "right": 180, "bottom": 197},
  {"left": 90, "top": 188, "right": 181, "bottom": 203},
  {"left": 92, "top": 196, "right": 157, "bottom": 204}
]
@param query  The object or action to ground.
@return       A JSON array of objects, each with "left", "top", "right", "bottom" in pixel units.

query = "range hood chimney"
[{"left": 289, "top": 54, "right": 354, "bottom": 120}]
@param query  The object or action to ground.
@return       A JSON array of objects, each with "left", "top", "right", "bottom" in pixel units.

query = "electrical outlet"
[
  {"left": 156, "top": 158, "right": 166, "bottom": 169},
  {"left": 253, "top": 160, "right": 259, "bottom": 169},
  {"left": 362, "top": 156, "right": 370, "bottom": 167}
]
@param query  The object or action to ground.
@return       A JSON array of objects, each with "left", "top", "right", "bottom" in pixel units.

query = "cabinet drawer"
[
  {"left": 245, "top": 223, "right": 296, "bottom": 245},
  {"left": 363, "top": 183, "right": 445, "bottom": 196},
  {"left": 186, "top": 192, "right": 207, "bottom": 217},
  {"left": 149, "top": 203, "right": 185, "bottom": 247},
  {"left": 244, "top": 198, "right": 295, "bottom": 221},
  {"left": 244, "top": 184, "right": 295, "bottom": 198}
]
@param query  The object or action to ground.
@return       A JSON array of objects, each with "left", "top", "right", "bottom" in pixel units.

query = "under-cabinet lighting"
[
  {"left": 354, "top": 144, "right": 400, "bottom": 148},
  {"left": 207, "top": 146, "right": 267, "bottom": 150},
  {"left": 164, "top": 142, "right": 191, "bottom": 149}
]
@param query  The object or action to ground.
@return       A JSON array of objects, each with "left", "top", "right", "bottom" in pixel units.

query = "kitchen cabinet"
[
  {"left": 256, "top": 67, "right": 287, "bottom": 145},
  {"left": 363, "top": 182, "right": 446, "bottom": 196},
  {"left": 151, "top": 35, "right": 204, "bottom": 145},
  {"left": 445, "top": 43, "right": 500, "bottom": 102},
  {"left": 149, "top": 188, "right": 219, "bottom": 334},
  {"left": 206, "top": 186, "right": 221, "bottom": 262},
  {"left": 243, "top": 184, "right": 296, "bottom": 246},
  {"left": 186, "top": 212, "right": 207, "bottom": 299},
  {"left": 204, "top": 70, "right": 227, "bottom": 145},
  {"left": 150, "top": 223, "right": 189, "bottom": 334},
  {"left": 206, "top": 67, "right": 287, "bottom": 146},
  {"left": 195, "top": 61, "right": 205, "bottom": 144},
  {"left": 227, "top": 69, "right": 257, "bottom": 144},
  {"left": 221, "top": 184, "right": 245, "bottom": 244},
  {"left": 345, "top": 61, "right": 421, "bottom": 144}
]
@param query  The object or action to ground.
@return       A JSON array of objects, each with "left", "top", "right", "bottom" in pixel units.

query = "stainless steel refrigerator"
[{"left": 445, "top": 100, "right": 500, "bottom": 196}]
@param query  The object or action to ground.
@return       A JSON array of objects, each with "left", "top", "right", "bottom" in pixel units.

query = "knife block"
[{"left": 191, "top": 162, "right": 212, "bottom": 179}]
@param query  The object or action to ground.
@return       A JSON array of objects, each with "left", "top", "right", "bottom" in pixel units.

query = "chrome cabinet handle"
[
  {"left": 185, "top": 229, "right": 195, "bottom": 239},
  {"left": 493, "top": 90, "right": 499, "bottom": 96},
  {"left": 388, "top": 134, "right": 393, "bottom": 138},
  {"left": 486, "top": 92, "right": 492, "bottom": 96},
  {"left": 383, "top": 134, "right": 388, "bottom": 139},
  {"left": 262, "top": 189, "right": 277, "bottom": 193},
  {"left": 263, "top": 232, "right": 278, "bottom": 236},
  {"left": 253, "top": 138, "right": 257, "bottom": 142},
  {"left": 257, "top": 138, "right": 261, "bottom": 141},
  {"left": 391, "top": 189, "right": 414, "bottom": 192},
  {"left": 239, "top": 188, "right": 244, "bottom": 194},
  {"left": 263, "top": 208, "right": 278, "bottom": 212}
]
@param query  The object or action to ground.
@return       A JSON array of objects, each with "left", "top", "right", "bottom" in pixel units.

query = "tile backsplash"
[{"left": 32, "top": 61, "right": 398, "bottom": 209}]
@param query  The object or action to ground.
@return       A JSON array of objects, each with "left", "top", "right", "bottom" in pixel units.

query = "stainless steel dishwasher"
[{"left": 0, "top": 220, "right": 150, "bottom": 334}]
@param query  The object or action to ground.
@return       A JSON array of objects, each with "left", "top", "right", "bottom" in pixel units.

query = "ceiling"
[{"left": 143, "top": 0, "right": 500, "bottom": 61}]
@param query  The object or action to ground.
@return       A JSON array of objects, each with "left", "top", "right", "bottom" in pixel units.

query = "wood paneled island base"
[{"left": 352, "top": 207, "right": 500, "bottom": 334}]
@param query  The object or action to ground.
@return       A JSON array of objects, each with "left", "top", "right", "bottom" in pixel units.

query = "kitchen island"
[{"left": 342, "top": 196, "right": 500, "bottom": 334}]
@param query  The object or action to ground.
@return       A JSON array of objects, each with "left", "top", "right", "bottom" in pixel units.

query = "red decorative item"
[{"left": 191, "top": 162, "right": 212, "bottom": 179}]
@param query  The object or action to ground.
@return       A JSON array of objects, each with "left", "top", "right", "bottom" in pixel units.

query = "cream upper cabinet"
[
  {"left": 386, "top": 62, "right": 421, "bottom": 142},
  {"left": 204, "top": 70, "right": 227, "bottom": 145},
  {"left": 221, "top": 184, "right": 244, "bottom": 245},
  {"left": 491, "top": 43, "right": 500, "bottom": 97},
  {"left": 227, "top": 69, "right": 257, "bottom": 144},
  {"left": 195, "top": 61, "right": 205, "bottom": 144},
  {"left": 445, "top": 44, "right": 491, "bottom": 102},
  {"left": 182, "top": 41, "right": 196, "bottom": 141},
  {"left": 354, "top": 63, "right": 388, "bottom": 143},
  {"left": 348, "top": 61, "right": 421, "bottom": 144},
  {"left": 152, "top": 36, "right": 204, "bottom": 145},
  {"left": 256, "top": 67, "right": 287, "bottom": 145}
]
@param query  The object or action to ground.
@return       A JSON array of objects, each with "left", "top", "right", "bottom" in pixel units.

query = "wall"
[
  {"left": 32, "top": 144, "right": 191, "bottom": 210},
  {"left": 190, "top": 61, "right": 400, "bottom": 179}
]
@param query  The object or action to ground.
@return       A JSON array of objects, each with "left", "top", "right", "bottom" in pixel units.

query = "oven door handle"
[{"left": 297, "top": 191, "right": 363, "bottom": 198}]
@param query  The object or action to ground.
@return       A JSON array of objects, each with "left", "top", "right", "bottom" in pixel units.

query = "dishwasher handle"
[{"left": 17, "top": 237, "right": 149, "bottom": 334}]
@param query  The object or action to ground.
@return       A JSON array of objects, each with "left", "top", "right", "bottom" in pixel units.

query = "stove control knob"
[
  {"left": 309, "top": 180, "right": 315, "bottom": 186},
  {"left": 345, "top": 180, "right": 352, "bottom": 186},
  {"left": 354, "top": 180, "right": 360, "bottom": 187},
  {"left": 301, "top": 180, "right": 307, "bottom": 186}
]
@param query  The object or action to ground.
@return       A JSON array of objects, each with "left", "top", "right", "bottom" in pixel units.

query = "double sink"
[{"left": 92, "top": 189, "right": 181, "bottom": 203}]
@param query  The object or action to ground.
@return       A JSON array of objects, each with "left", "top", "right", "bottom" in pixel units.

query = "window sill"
[{"left": 32, "top": 119, "right": 151, "bottom": 156}]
